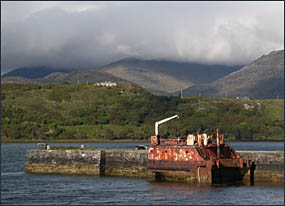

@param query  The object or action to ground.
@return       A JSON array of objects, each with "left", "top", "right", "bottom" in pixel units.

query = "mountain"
[
  {"left": 183, "top": 50, "right": 284, "bottom": 99},
  {"left": 1, "top": 66, "right": 74, "bottom": 79},
  {"left": 101, "top": 65, "right": 192, "bottom": 94},
  {"left": 2, "top": 60, "right": 242, "bottom": 95},
  {"left": 99, "top": 58, "right": 242, "bottom": 93}
]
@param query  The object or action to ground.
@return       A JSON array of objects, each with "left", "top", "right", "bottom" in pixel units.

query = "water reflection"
[{"left": 146, "top": 180, "right": 284, "bottom": 205}]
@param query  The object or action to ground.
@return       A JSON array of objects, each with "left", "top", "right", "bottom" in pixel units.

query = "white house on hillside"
[{"left": 94, "top": 81, "right": 117, "bottom": 87}]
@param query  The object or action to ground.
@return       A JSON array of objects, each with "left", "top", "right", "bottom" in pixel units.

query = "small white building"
[{"left": 94, "top": 81, "right": 117, "bottom": 87}]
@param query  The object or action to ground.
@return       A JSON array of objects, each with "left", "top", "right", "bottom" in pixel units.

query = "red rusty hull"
[
  {"left": 148, "top": 160, "right": 249, "bottom": 184},
  {"left": 212, "top": 167, "right": 249, "bottom": 184},
  {"left": 148, "top": 145, "right": 250, "bottom": 184},
  {"left": 148, "top": 160, "right": 204, "bottom": 171}
]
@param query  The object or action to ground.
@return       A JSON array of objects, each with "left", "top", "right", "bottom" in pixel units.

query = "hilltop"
[
  {"left": 1, "top": 69, "right": 123, "bottom": 85},
  {"left": 1, "top": 82, "right": 283, "bottom": 141}
]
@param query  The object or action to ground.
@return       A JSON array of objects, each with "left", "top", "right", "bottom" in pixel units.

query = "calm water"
[{"left": 1, "top": 142, "right": 284, "bottom": 205}]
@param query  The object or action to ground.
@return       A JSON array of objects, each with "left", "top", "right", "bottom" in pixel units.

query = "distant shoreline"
[
  {"left": 1, "top": 139, "right": 149, "bottom": 144},
  {"left": 1, "top": 138, "right": 284, "bottom": 144}
]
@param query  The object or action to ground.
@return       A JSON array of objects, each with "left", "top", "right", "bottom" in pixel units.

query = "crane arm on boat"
[{"left": 155, "top": 115, "right": 179, "bottom": 136}]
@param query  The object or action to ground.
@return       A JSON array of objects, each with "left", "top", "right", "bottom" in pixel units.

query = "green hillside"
[{"left": 1, "top": 82, "right": 284, "bottom": 141}]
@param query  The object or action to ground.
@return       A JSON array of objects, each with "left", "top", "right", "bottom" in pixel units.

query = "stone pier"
[{"left": 24, "top": 149, "right": 284, "bottom": 184}]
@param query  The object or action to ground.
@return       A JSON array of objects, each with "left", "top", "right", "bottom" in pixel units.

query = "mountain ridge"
[
  {"left": 2, "top": 50, "right": 283, "bottom": 98},
  {"left": 183, "top": 50, "right": 284, "bottom": 99},
  {"left": 2, "top": 59, "right": 242, "bottom": 95},
  {"left": 99, "top": 58, "right": 242, "bottom": 93},
  {"left": 1, "top": 66, "right": 75, "bottom": 79}
]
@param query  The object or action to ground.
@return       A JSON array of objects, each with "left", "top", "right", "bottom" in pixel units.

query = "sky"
[{"left": 1, "top": 1, "right": 284, "bottom": 74}]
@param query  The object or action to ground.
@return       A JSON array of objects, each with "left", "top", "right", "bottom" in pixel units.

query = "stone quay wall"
[
  {"left": 24, "top": 149, "right": 104, "bottom": 176},
  {"left": 104, "top": 150, "right": 154, "bottom": 179},
  {"left": 24, "top": 149, "right": 284, "bottom": 183},
  {"left": 24, "top": 149, "right": 153, "bottom": 179},
  {"left": 239, "top": 151, "right": 284, "bottom": 183}
]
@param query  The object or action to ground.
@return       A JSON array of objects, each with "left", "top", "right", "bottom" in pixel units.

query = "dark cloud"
[{"left": 1, "top": 2, "right": 284, "bottom": 74}]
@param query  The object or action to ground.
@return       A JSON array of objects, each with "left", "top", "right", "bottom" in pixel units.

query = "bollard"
[
  {"left": 198, "top": 134, "right": 202, "bottom": 147},
  {"left": 81, "top": 144, "right": 85, "bottom": 149},
  {"left": 47, "top": 145, "right": 50, "bottom": 150},
  {"left": 216, "top": 129, "right": 220, "bottom": 159}
]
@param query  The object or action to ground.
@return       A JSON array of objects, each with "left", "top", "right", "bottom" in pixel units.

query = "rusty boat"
[{"left": 147, "top": 115, "right": 254, "bottom": 184}]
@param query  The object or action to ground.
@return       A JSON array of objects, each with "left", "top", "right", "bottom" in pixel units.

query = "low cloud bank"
[{"left": 1, "top": 2, "right": 283, "bottom": 73}]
